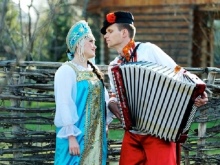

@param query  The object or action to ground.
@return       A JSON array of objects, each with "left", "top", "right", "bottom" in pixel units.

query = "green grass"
[
  {"left": 108, "top": 129, "right": 124, "bottom": 140},
  {"left": 107, "top": 119, "right": 124, "bottom": 140}
]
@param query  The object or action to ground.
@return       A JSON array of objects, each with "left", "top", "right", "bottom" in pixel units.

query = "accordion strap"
[{"left": 129, "top": 43, "right": 142, "bottom": 62}]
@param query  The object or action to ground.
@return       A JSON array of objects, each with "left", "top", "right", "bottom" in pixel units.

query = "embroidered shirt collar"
[{"left": 118, "top": 40, "right": 135, "bottom": 63}]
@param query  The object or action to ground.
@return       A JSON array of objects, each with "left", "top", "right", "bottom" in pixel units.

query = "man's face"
[{"left": 103, "top": 24, "right": 124, "bottom": 49}]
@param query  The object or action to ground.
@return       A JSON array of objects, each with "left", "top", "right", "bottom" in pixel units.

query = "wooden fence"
[{"left": 0, "top": 60, "right": 220, "bottom": 165}]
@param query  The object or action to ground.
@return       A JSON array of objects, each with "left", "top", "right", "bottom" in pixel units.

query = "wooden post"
[
  {"left": 8, "top": 66, "right": 24, "bottom": 163},
  {"left": 183, "top": 147, "right": 190, "bottom": 165},
  {"left": 196, "top": 68, "right": 216, "bottom": 165}
]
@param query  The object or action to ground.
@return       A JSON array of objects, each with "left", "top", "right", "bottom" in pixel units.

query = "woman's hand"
[
  {"left": 68, "top": 135, "right": 80, "bottom": 156},
  {"left": 194, "top": 91, "right": 208, "bottom": 107}
]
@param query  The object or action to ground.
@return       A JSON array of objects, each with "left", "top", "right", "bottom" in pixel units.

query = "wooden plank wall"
[
  {"left": 134, "top": 6, "right": 193, "bottom": 67},
  {"left": 88, "top": 0, "right": 220, "bottom": 10},
  {"left": 103, "top": 6, "right": 194, "bottom": 67}
]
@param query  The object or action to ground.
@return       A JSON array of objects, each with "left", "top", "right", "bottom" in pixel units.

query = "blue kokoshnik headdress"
[{"left": 66, "top": 20, "right": 93, "bottom": 60}]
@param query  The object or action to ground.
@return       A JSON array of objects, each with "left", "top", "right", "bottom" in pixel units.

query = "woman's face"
[{"left": 84, "top": 36, "right": 97, "bottom": 59}]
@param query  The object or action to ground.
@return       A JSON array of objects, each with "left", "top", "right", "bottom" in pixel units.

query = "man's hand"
[
  {"left": 108, "top": 101, "right": 122, "bottom": 122},
  {"left": 68, "top": 136, "right": 80, "bottom": 156},
  {"left": 194, "top": 91, "right": 208, "bottom": 107}
]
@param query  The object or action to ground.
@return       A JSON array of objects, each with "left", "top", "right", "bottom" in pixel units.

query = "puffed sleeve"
[
  {"left": 108, "top": 63, "right": 116, "bottom": 95},
  {"left": 106, "top": 61, "right": 119, "bottom": 122},
  {"left": 137, "top": 42, "right": 177, "bottom": 70},
  {"left": 54, "top": 64, "right": 81, "bottom": 138},
  {"left": 107, "top": 58, "right": 120, "bottom": 99},
  {"left": 105, "top": 87, "right": 114, "bottom": 124}
]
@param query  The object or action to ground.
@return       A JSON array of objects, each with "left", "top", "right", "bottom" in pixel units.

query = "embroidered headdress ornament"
[{"left": 66, "top": 20, "right": 93, "bottom": 60}]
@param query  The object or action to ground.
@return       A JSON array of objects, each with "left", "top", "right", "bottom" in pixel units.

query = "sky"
[
  {"left": 12, "top": 0, "right": 48, "bottom": 12},
  {"left": 12, "top": 0, "right": 48, "bottom": 21},
  {"left": 12, "top": 0, "right": 33, "bottom": 13}
]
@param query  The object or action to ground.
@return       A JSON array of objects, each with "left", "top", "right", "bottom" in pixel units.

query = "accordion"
[{"left": 111, "top": 61, "right": 206, "bottom": 143}]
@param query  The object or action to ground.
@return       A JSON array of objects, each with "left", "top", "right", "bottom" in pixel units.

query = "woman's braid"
[{"left": 87, "top": 61, "right": 105, "bottom": 87}]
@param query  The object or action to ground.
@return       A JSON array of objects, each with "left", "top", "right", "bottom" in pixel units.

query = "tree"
[
  {"left": 0, "top": 0, "right": 88, "bottom": 62},
  {"left": 43, "top": 0, "right": 82, "bottom": 62},
  {"left": 0, "top": 0, "right": 21, "bottom": 60}
]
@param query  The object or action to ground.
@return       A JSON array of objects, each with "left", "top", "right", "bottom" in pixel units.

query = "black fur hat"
[{"left": 101, "top": 11, "right": 134, "bottom": 35}]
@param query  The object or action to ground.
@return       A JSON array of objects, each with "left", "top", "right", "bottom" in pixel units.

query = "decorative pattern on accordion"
[{"left": 111, "top": 61, "right": 206, "bottom": 142}]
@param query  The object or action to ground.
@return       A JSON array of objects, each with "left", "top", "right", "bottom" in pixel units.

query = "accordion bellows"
[{"left": 111, "top": 61, "right": 206, "bottom": 142}]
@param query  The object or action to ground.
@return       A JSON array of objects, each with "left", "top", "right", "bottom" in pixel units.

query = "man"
[{"left": 101, "top": 11, "right": 208, "bottom": 165}]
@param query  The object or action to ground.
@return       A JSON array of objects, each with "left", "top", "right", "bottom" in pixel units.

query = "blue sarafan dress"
[{"left": 54, "top": 62, "right": 107, "bottom": 165}]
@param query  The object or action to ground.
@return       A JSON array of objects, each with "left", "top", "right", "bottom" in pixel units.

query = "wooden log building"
[{"left": 87, "top": 0, "right": 220, "bottom": 68}]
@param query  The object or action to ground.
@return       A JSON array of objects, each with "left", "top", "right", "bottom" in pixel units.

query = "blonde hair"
[{"left": 75, "top": 34, "right": 95, "bottom": 62}]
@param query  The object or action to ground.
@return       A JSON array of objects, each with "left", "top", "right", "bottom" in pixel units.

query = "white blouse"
[{"left": 54, "top": 62, "right": 111, "bottom": 138}]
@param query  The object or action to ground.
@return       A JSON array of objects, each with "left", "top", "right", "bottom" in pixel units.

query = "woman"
[{"left": 54, "top": 20, "right": 109, "bottom": 165}]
